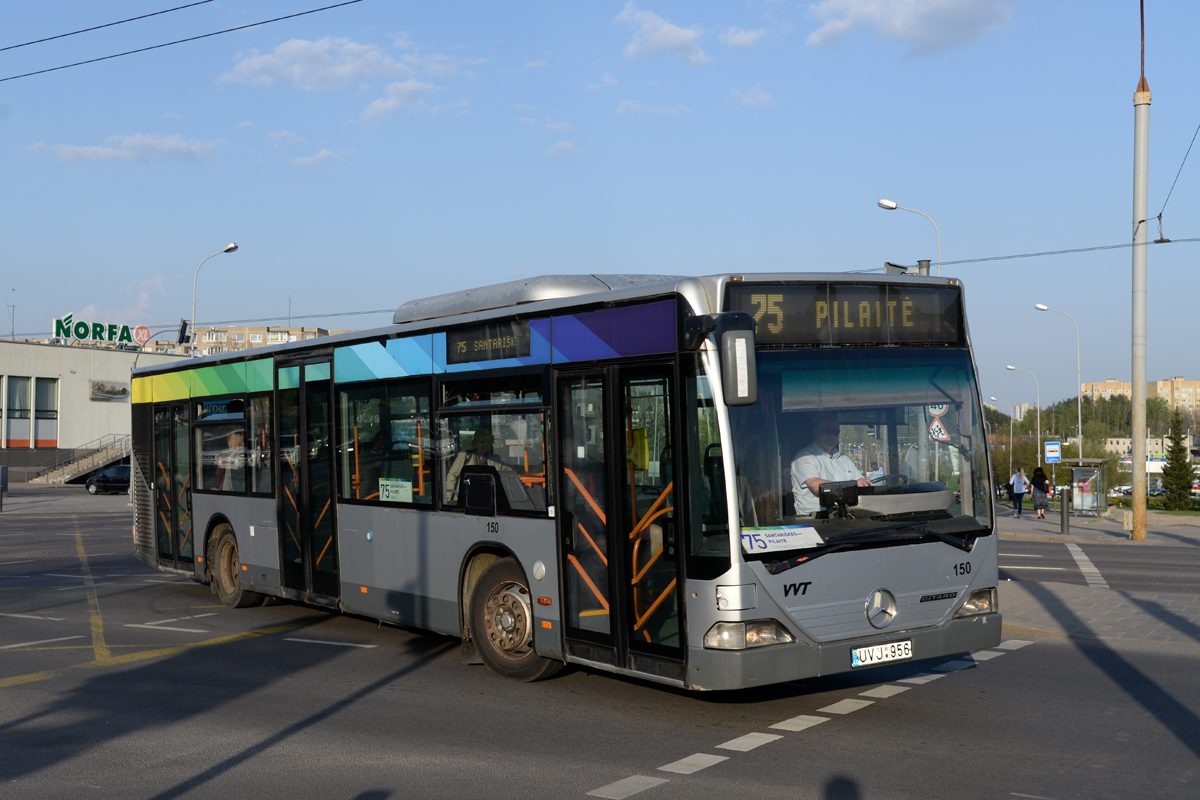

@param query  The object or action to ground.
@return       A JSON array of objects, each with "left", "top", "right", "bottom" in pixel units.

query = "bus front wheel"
[
  {"left": 469, "top": 558, "right": 562, "bottom": 682},
  {"left": 213, "top": 526, "right": 263, "bottom": 609}
]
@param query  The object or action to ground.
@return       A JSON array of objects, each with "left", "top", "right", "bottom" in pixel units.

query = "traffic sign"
[
  {"left": 928, "top": 417, "right": 950, "bottom": 441},
  {"left": 927, "top": 403, "right": 948, "bottom": 417},
  {"left": 1045, "top": 442, "right": 1061, "bottom": 463}
]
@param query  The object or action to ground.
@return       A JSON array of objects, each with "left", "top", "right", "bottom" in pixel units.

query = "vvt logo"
[{"left": 783, "top": 581, "right": 811, "bottom": 597}]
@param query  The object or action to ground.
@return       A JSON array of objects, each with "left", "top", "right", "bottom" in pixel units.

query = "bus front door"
[
  {"left": 557, "top": 365, "right": 684, "bottom": 679},
  {"left": 275, "top": 358, "right": 340, "bottom": 604}
]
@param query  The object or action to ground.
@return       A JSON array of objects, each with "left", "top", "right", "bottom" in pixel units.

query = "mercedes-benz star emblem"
[{"left": 866, "top": 588, "right": 897, "bottom": 629}]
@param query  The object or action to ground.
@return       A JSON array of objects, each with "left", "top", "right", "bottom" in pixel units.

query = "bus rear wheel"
[
  {"left": 213, "top": 526, "right": 263, "bottom": 609},
  {"left": 469, "top": 558, "right": 562, "bottom": 682}
]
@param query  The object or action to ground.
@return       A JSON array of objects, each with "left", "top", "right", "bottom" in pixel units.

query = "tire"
[
  {"left": 212, "top": 526, "right": 263, "bottom": 609},
  {"left": 468, "top": 558, "right": 563, "bottom": 682},
  {"left": 87, "top": 483, "right": 99, "bottom": 495}
]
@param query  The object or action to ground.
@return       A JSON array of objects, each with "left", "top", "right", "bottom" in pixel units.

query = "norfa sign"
[{"left": 54, "top": 314, "right": 151, "bottom": 345}]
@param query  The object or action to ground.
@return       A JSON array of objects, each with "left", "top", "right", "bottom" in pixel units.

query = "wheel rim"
[
  {"left": 483, "top": 581, "right": 533, "bottom": 660},
  {"left": 219, "top": 539, "right": 238, "bottom": 595}
]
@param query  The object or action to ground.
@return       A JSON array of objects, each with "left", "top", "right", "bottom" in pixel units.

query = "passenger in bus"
[
  {"left": 444, "top": 428, "right": 510, "bottom": 502},
  {"left": 790, "top": 412, "right": 872, "bottom": 515},
  {"left": 214, "top": 430, "right": 245, "bottom": 492}
]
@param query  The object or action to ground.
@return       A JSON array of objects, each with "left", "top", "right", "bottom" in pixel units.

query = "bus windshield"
[{"left": 727, "top": 348, "right": 991, "bottom": 560}]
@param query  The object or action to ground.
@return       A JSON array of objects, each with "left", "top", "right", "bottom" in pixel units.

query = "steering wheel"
[{"left": 872, "top": 473, "right": 909, "bottom": 489}]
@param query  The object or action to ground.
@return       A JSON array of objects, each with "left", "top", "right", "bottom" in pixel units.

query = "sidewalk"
[{"left": 995, "top": 502, "right": 1200, "bottom": 649}]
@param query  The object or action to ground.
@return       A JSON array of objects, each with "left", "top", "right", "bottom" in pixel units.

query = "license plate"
[{"left": 851, "top": 640, "right": 912, "bottom": 668}]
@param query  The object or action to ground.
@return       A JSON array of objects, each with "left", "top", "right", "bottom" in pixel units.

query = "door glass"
[
  {"left": 154, "top": 407, "right": 174, "bottom": 559},
  {"left": 305, "top": 362, "right": 337, "bottom": 597},
  {"left": 172, "top": 404, "right": 193, "bottom": 563},
  {"left": 278, "top": 366, "right": 304, "bottom": 590},
  {"left": 621, "top": 370, "right": 680, "bottom": 653},
  {"left": 560, "top": 375, "right": 611, "bottom": 638}
]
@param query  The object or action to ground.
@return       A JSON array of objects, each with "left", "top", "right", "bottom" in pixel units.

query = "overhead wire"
[
  {"left": 849, "top": 235, "right": 1200, "bottom": 272},
  {"left": 0, "top": 0, "right": 364, "bottom": 83},
  {"left": 0, "top": 1, "right": 215, "bottom": 53}
]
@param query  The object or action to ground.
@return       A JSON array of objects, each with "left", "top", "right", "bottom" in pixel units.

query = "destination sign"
[
  {"left": 725, "top": 283, "right": 963, "bottom": 346},
  {"left": 446, "top": 320, "right": 532, "bottom": 364}
]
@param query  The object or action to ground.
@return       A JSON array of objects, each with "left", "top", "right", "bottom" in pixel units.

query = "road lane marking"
[
  {"left": 933, "top": 659, "right": 976, "bottom": 672},
  {"left": 658, "top": 753, "right": 728, "bottom": 774},
  {"left": 715, "top": 732, "right": 782, "bottom": 752},
  {"left": 54, "top": 582, "right": 116, "bottom": 591},
  {"left": 74, "top": 521, "right": 111, "bottom": 661},
  {"left": 897, "top": 673, "right": 945, "bottom": 684},
  {"left": 0, "top": 635, "right": 86, "bottom": 650},
  {"left": 0, "top": 613, "right": 66, "bottom": 621},
  {"left": 1064, "top": 544, "right": 1109, "bottom": 588},
  {"left": 999, "top": 566, "right": 1065, "bottom": 570},
  {"left": 125, "top": 624, "right": 209, "bottom": 633},
  {"left": 998, "top": 553, "right": 1043, "bottom": 557},
  {"left": 817, "top": 699, "right": 873, "bottom": 715},
  {"left": 970, "top": 650, "right": 1006, "bottom": 661},
  {"left": 0, "top": 560, "right": 35, "bottom": 565},
  {"left": 996, "top": 639, "right": 1033, "bottom": 650},
  {"left": 587, "top": 776, "right": 669, "bottom": 799},
  {"left": 284, "top": 638, "right": 377, "bottom": 648},
  {"left": 859, "top": 684, "right": 910, "bottom": 698},
  {"left": 45, "top": 573, "right": 88, "bottom": 578},
  {"left": 770, "top": 714, "right": 829, "bottom": 732}
]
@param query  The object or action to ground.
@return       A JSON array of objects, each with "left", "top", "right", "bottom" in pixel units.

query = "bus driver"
[{"left": 791, "top": 412, "right": 873, "bottom": 516}]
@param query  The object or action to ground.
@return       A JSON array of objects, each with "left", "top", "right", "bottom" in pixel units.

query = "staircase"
[{"left": 29, "top": 435, "right": 131, "bottom": 484}]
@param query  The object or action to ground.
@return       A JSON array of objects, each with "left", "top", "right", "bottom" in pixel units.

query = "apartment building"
[
  {"left": 1082, "top": 376, "right": 1198, "bottom": 414},
  {"left": 141, "top": 325, "right": 350, "bottom": 357}
]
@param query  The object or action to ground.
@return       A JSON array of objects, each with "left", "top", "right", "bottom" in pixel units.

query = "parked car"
[{"left": 86, "top": 464, "right": 130, "bottom": 495}]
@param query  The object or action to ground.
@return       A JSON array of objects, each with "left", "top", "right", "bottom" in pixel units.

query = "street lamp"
[
  {"left": 1007, "top": 364, "right": 1041, "bottom": 466},
  {"left": 191, "top": 243, "right": 239, "bottom": 357},
  {"left": 990, "top": 396, "right": 1015, "bottom": 478},
  {"left": 1036, "top": 303, "right": 1083, "bottom": 461},
  {"left": 877, "top": 199, "right": 942, "bottom": 276}
]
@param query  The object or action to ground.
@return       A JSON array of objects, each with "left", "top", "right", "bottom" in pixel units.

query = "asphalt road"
[
  {"left": 999, "top": 539, "right": 1200, "bottom": 593},
  {"left": 2, "top": 493, "right": 1199, "bottom": 799}
]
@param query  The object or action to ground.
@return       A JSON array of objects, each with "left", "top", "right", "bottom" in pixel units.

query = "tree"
[{"left": 1161, "top": 406, "right": 1196, "bottom": 510}]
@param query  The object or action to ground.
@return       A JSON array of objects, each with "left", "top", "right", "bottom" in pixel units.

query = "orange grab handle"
[{"left": 566, "top": 554, "right": 609, "bottom": 612}]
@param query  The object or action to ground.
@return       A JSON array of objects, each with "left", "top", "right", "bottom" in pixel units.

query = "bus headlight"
[
  {"left": 703, "top": 620, "right": 795, "bottom": 650},
  {"left": 954, "top": 588, "right": 997, "bottom": 618}
]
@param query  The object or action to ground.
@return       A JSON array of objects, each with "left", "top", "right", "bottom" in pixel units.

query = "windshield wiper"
[{"left": 763, "top": 522, "right": 972, "bottom": 575}]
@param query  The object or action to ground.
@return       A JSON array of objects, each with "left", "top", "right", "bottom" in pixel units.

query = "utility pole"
[{"left": 1130, "top": 0, "right": 1150, "bottom": 541}]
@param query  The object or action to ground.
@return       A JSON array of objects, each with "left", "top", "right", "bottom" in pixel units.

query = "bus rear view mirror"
[{"left": 683, "top": 312, "right": 757, "bottom": 406}]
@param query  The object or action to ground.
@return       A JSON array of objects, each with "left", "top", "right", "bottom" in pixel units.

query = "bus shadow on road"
[{"left": 0, "top": 616, "right": 452, "bottom": 794}]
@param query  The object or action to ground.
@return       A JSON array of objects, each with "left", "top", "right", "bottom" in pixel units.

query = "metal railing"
[{"left": 31, "top": 434, "right": 131, "bottom": 481}]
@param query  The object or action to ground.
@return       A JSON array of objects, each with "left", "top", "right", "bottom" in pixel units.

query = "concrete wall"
[{"left": 1, "top": 341, "right": 186, "bottom": 452}]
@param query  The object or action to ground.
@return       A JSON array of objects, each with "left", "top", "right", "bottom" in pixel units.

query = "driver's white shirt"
[{"left": 791, "top": 441, "right": 866, "bottom": 515}]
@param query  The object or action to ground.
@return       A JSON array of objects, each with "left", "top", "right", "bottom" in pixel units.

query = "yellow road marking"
[
  {"left": 0, "top": 623, "right": 305, "bottom": 689},
  {"left": 74, "top": 518, "right": 111, "bottom": 661}
]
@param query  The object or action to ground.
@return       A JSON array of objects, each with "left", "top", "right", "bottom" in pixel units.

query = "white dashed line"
[
  {"left": 125, "top": 624, "right": 208, "bottom": 633},
  {"left": 932, "top": 659, "right": 975, "bottom": 672},
  {"left": 770, "top": 714, "right": 830, "bottom": 732},
  {"left": 715, "top": 732, "right": 782, "bottom": 752},
  {"left": 898, "top": 673, "right": 945, "bottom": 684},
  {"left": 284, "top": 638, "right": 377, "bottom": 648},
  {"left": 0, "top": 613, "right": 66, "bottom": 621},
  {"left": 970, "top": 650, "right": 1006, "bottom": 661},
  {"left": 658, "top": 753, "right": 728, "bottom": 774},
  {"left": 0, "top": 560, "right": 35, "bottom": 565},
  {"left": 859, "top": 684, "right": 910, "bottom": 699},
  {"left": 1064, "top": 544, "right": 1108, "bottom": 588},
  {"left": 0, "top": 635, "right": 86, "bottom": 650},
  {"left": 587, "top": 776, "right": 669, "bottom": 799},
  {"left": 995, "top": 639, "right": 1032, "bottom": 650},
  {"left": 817, "top": 698, "right": 874, "bottom": 715},
  {"left": 54, "top": 583, "right": 115, "bottom": 591}
]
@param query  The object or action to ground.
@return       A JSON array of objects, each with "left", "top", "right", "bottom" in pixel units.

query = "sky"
[{"left": 2, "top": 0, "right": 1199, "bottom": 412}]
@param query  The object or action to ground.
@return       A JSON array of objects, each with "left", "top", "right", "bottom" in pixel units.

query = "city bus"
[{"left": 130, "top": 273, "right": 1000, "bottom": 690}]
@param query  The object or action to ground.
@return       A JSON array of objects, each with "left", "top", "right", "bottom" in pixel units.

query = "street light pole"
[
  {"left": 191, "top": 243, "right": 239, "bottom": 357},
  {"left": 990, "top": 396, "right": 1015, "bottom": 477},
  {"left": 877, "top": 199, "right": 942, "bottom": 276},
  {"left": 1036, "top": 304, "right": 1084, "bottom": 461},
  {"left": 1007, "top": 365, "right": 1041, "bottom": 467}
]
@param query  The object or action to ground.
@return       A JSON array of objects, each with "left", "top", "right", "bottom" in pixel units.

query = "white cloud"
[
  {"left": 29, "top": 133, "right": 220, "bottom": 163},
  {"left": 615, "top": 3, "right": 709, "bottom": 65},
  {"left": 806, "top": 0, "right": 1015, "bottom": 54},
  {"left": 294, "top": 149, "right": 346, "bottom": 168},
  {"left": 363, "top": 79, "right": 444, "bottom": 118},
  {"left": 546, "top": 121, "right": 573, "bottom": 132},
  {"left": 615, "top": 99, "right": 690, "bottom": 116},
  {"left": 546, "top": 141, "right": 583, "bottom": 156},
  {"left": 588, "top": 73, "right": 620, "bottom": 90},
  {"left": 720, "top": 27, "right": 768, "bottom": 47},
  {"left": 222, "top": 37, "right": 405, "bottom": 91},
  {"left": 732, "top": 86, "right": 775, "bottom": 106},
  {"left": 268, "top": 131, "right": 307, "bottom": 148},
  {"left": 159, "top": 111, "right": 182, "bottom": 120}
]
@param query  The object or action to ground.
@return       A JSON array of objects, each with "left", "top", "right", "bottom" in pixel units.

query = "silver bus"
[{"left": 131, "top": 273, "right": 1000, "bottom": 690}]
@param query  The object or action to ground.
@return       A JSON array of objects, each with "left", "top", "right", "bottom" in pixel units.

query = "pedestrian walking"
[
  {"left": 1009, "top": 467, "right": 1030, "bottom": 517},
  {"left": 1030, "top": 466, "right": 1050, "bottom": 520}
]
